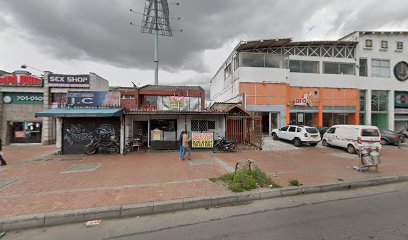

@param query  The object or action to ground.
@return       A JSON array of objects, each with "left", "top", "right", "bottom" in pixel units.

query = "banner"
[
  {"left": 170, "top": 96, "right": 185, "bottom": 109},
  {"left": 2, "top": 92, "right": 44, "bottom": 105},
  {"left": 48, "top": 74, "right": 90, "bottom": 88},
  {"left": 0, "top": 75, "right": 42, "bottom": 87},
  {"left": 151, "top": 129, "right": 162, "bottom": 141},
  {"left": 192, "top": 132, "right": 214, "bottom": 148},
  {"left": 66, "top": 91, "right": 120, "bottom": 107},
  {"left": 395, "top": 91, "right": 408, "bottom": 108}
]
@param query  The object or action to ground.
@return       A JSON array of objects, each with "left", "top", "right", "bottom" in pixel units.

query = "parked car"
[
  {"left": 380, "top": 130, "right": 406, "bottom": 145},
  {"left": 322, "top": 125, "right": 381, "bottom": 154},
  {"left": 271, "top": 125, "right": 321, "bottom": 147},
  {"left": 399, "top": 128, "right": 408, "bottom": 139}
]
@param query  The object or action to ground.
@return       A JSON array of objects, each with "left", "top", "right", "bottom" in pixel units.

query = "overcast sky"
[{"left": 1, "top": 0, "right": 407, "bottom": 98}]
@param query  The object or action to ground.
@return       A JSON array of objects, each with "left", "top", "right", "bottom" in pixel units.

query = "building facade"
[
  {"left": 0, "top": 71, "right": 109, "bottom": 145},
  {"left": 210, "top": 31, "right": 408, "bottom": 134}
]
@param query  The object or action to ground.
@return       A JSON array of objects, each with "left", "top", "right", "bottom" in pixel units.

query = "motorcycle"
[
  {"left": 213, "top": 136, "right": 237, "bottom": 153},
  {"left": 123, "top": 136, "right": 142, "bottom": 155},
  {"left": 84, "top": 135, "right": 120, "bottom": 155}
]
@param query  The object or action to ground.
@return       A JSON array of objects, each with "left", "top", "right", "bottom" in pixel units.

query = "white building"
[{"left": 210, "top": 31, "right": 408, "bottom": 134}]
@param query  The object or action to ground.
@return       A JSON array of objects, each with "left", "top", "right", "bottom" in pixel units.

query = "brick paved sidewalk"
[{"left": 0, "top": 145, "right": 408, "bottom": 218}]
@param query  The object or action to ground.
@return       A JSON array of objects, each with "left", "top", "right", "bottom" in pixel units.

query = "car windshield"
[
  {"left": 362, "top": 129, "right": 380, "bottom": 137},
  {"left": 306, "top": 128, "right": 318, "bottom": 133}
]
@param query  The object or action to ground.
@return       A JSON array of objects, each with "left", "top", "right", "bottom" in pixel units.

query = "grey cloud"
[{"left": 0, "top": 0, "right": 407, "bottom": 74}]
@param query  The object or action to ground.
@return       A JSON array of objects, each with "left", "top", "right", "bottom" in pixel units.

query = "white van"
[{"left": 322, "top": 125, "right": 381, "bottom": 154}]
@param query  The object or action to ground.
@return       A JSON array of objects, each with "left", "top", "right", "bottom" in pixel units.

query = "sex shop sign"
[
  {"left": 48, "top": 74, "right": 90, "bottom": 88},
  {"left": 0, "top": 75, "right": 43, "bottom": 87}
]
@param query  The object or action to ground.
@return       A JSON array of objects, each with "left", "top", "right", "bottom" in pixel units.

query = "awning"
[{"left": 35, "top": 108, "right": 124, "bottom": 118}]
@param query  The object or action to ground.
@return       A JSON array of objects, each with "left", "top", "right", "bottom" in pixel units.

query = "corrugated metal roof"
[
  {"left": 139, "top": 85, "right": 204, "bottom": 92},
  {"left": 125, "top": 110, "right": 226, "bottom": 115},
  {"left": 35, "top": 108, "right": 124, "bottom": 117}
]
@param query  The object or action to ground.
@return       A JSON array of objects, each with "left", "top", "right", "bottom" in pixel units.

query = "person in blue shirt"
[{"left": 179, "top": 131, "right": 185, "bottom": 160}]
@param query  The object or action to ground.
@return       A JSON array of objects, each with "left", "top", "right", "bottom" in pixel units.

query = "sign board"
[
  {"left": 66, "top": 91, "right": 120, "bottom": 107},
  {"left": 152, "top": 129, "right": 162, "bottom": 141},
  {"left": 0, "top": 75, "right": 42, "bottom": 87},
  {"left": 2, "top": 92, "right": 44, "bottom": 105},
  {"left": 395, "top": 91, "right": 408, "bottom": 108},
  {"left": 192, "top": 132, "right": 214, "bottom": 148},
  {"left": 48, "top": 74, "right": 90, "bottom": 88},
  {"left": 169, "top": 96, "right": 185, "bottom": 109},
  {"left": 294, "top": 92, "right": 313, "bottom": 107}
]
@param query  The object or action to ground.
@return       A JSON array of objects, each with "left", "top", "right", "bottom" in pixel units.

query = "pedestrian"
[
  {"left": 179, "top": 131, "right": 185, "bottom": 160},
  {"left": 182, "top": 131, "right": 191, "bottom": 160},
  {"left": 0, "top": 138, "right": 7, "bottom": 166}
]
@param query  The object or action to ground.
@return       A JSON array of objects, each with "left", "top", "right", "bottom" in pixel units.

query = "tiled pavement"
[{"left": 1, "top": 143, "right": 408, "bottom": 218}]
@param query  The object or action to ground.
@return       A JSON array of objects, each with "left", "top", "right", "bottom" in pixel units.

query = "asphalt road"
[{"left": 5, "top": 182, "right": 408, "bottom": 240}]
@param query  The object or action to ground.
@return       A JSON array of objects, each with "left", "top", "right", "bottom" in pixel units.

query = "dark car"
[
  {"left": 381, "top": 130, "right": 406, "bottom": 145},
  {"left": 318, "top": 127, "right": 329, "bottom": 138}
]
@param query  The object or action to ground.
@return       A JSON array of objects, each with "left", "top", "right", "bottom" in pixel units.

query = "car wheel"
[
  {"left": 293, "top": 138, "right": 302, "bottom": 147},
  {"left": 380, "top": 138, "right": 388, "bottom": 145},
  {"left": 272, "top": 133, "right": 279, "bottom": 140},
  {"left": 322, "top": 139, "right": 329, "bottom": 147},
  {"left": 347, "top": 144, "right": 356, "bottom": 154}
]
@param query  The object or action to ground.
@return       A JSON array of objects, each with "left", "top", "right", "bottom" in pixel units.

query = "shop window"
[
  {"left": 371, "top": 90, "right": 388, "bottom": 112},
  {"left": 365, "top": 39, "right": 373, "bottom": 48},
  {"left": 381, "top": 41, "right": 388, "bottom": 49},
  {"left": 371, "top": 59, "right": 390, "bottom": 77},
  {"left": 11, "top": 122, "right": 42, "bottom": 143},
  {"left": 289, "top": 60, "right": 319, "bottom": 73},
  {"left": 397, "top": 42, "right": 403, "bottom": 50},
  {"left": 323, "top": 62, "right": 355, "bottom": 75},
  {"left": 359, "top": 59, "right": 368, "bottom": 77}
]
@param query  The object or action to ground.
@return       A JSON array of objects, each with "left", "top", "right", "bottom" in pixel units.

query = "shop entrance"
[
  {"left": 133, "top": 121, "right": 148, "bottom": 147},
  {"left": 150, "top": 119, "right": 178, "bottom": 149},
  {"left": 261, "top": 112, "right": 279, "bottom": 135},
  {"left": 10, "top": 121, "right": 42, "bottom": 144},
  {"left": 290, "top": 112, "right": 318, "bottom": 126}
]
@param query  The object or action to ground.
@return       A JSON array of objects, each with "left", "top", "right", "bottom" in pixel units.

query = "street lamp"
[{"left": 21, "top": 64, "right": 44, "bottom": 75}]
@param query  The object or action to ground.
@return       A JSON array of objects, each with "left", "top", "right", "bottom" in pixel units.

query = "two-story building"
[{"left": 210, "top": 31, "right": 408, "bottom": 134}]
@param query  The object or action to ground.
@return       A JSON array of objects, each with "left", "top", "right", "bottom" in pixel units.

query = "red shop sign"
[{"left": 0, "top": 75, "right": 42, "bottom": 87}]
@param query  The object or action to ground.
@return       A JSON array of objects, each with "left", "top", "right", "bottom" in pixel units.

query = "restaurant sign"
[
  {"left": 294, "top": 92, "right": 313, "bottom": 107},
  {"left": 2, "top": 92, "right": 44, "bottom": 105},
  {"left": 48, "top": 74, "right": 90, "bottom": 88},
  {"left": 0, "top": 75, "right": 42, "bottom": 87},
  {"left": 192, "top": 132, "right": 214, "bottom": 148}
]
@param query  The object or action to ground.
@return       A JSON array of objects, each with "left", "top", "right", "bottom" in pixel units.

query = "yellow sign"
[
  {"left": 192, "top": 132, "right": 214, "bottom": 148},
  {"left": 170, "top": 96, "right": 185, "bottom": 109},
  {"left": 152, "top": 129, "right": 161, "bottom": 141}
]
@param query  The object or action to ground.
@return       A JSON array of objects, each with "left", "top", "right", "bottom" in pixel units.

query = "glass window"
[
  {"left": 288, "top": 126, "right": 296, "bottom": 132},
  {"left": 371, "top": 90, "right": 388, "bottom": 112},
  {"left": 240, "top": 53, "right": 264, "bottom": 67},
  {"left": 280, "top": 126, "right": 288, "bottom": 131},
  {"left": 289, "top": 60, "right": 301, "bottom": 72},
  {"left": 144, "top": 96, "right": 158, "bottom": 105},
  {"left": 323, "top": 62, "right": 339, "bottom": 74},
  {"left": 191, "top": 120, "right": 199, "bottom": 131},
  {"left": 234, "top": 56, "right": 239, "bottom": 70},
  {"left": 340, "top": 63, "right": 355, "bottom": 75},
  {"left": 361, "top": 129, "right": 380, "bottom": 137},
  {"left": 371, "top": 59, "right": 390, "bottom": 77},
  {"left": 265, "top": 55, "right": 284, "bottom": 68},
  {"left": 381, "top": 41, "right": 388, "bottom": 49},
  {"left": 359, "top": 59, "right": 368, "bottom": 77},
  {"left": 208, "top": 121, "right": 215, "bottom": 130},
  {"left": 397, "top": 42, "right": 403, "bottom": 50},
  {"left": 365, "top": 39, "right": 373, "bottom": 48},
  {"left": 360, "top": 90, "right": 366, "bottom": 112},
  {"left": 324, "top": 62, "right": 355, "bottom": 75},
  {"left": 302, "top": 61, "right": 319, "bottom": 73},
  {"left": 306, "top": 128, "right": 318, "bottom": 133},
  {"left": 327, "top": 127, "right": 336, "bottom": 134},
  {"left": 224, "top": 63, "right": 232, "bottom": 79},
  {"left": 296, "top": 128, "right": 302, "bottom": 132}
]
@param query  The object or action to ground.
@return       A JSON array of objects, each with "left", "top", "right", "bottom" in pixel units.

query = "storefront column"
[
  {"left": 147, "top": 117, "right": 151, "bottom": 148},
  {"left": 365, "top": 90, "right": 372, "bottom": 125},
  {"left": 285, "top": 84, "right": 290, "bottom": 125},
  {"left": 318, "top": 103, "right": 323, "bottom": 127},
  {"left": 268, "top": 112, "right": 272, "bottom": 135},
  {"left": 388, "top": 91, "right": 395, "bottom": 131},
  {"left": 355, "top": 91, "right": 360, "bottom": 125}
]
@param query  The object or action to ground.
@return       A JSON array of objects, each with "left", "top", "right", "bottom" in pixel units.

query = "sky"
[{"left": 1, "top": 0, "right": 408, "bottom": 99}]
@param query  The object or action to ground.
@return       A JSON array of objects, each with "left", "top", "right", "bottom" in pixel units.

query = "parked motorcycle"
[
  {"left": 84, "top": 136, "right": 120, "bottom": 155},
  {"left": 123, "top": 136, "right": 142, "bottom": 155},
  {"left": 213, "top": 136, "right": 237, "bottom": 153}
]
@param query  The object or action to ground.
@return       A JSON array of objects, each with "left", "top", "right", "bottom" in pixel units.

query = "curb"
[{"left": 0, "top": 175, "right": 406, "bottom": 231}]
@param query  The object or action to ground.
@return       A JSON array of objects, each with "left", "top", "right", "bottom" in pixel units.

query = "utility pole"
[{"left": 154, "top": 0, "right": 159, "bottom": 85}]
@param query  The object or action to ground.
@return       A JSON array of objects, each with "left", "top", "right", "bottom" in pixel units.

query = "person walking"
[
  {"left": 0, "top": 138, "right": 7, "bottom": 166},
  {"left": 182, "top": 131, "right": 191, "bottom": 160},
  {"left": 179, "top": 131, "right": 185, "bottom": 160}
]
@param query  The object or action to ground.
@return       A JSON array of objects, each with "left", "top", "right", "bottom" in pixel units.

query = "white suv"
[{"left": 271, "top": 125, "right": 321, "bottom": 147}]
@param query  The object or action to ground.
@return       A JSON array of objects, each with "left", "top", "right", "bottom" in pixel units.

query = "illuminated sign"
[
  {"left": 48, "top": 74, "right": 90, "bottom": 88},
  {"left": 0, "top": 75, "right": 43, "bottom": 87},
  {"left": 294, "top": 92, "right": 313, "bottom": 107}
]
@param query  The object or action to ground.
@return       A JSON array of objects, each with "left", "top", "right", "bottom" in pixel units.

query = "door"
[
  {"left": 287, "top": 126, "right": 297, "bottom": 140},
  {"left": 277, "top": 126, "right": 288, "bottom": 139},
  {"left": 325, "top": 127, "right": 337, "bottom": 146}
]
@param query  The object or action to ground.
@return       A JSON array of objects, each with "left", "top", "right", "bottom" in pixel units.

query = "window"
[
  {"left": 371, "top": 59, "right": 390, "bottom": 77},
  {"left": 233, "top": 56, "right": 239, "bottom": 70},
  {"left": 360, "top": 90, "right": 366, "bottom": 112},
  {"left": 397, "top": 42, "right": 403, "bottom": 50},
  {"left": 296, "top": 128, "right": 302, "bottom": 132},
  {"left": 371, "top": 90, "right": 388, "bottom": 112},
  {"left": 191, "top": 120, "right": 215, "bottom": 132},
  {"left": 327, "top": 127, "right": 336, "bottom": 134},
  {"left": 288, "top": 126, "right": 296, "bottom": 132},
  {"left": 361, "top": 129, "right": 380, "bottom": 137},
  {"left": 240, "top": 53, "right": 264, "bottom": 67},
  {"left": 381, "top": 41, "right": 388, "bottom": 49},
  {"left": 359, "top": 59, "right": 368, "bottom": 77},
  {"left": 289, "top": 60, "right": 319, "bottom": 73},
  {"left": 323, "top": 62, "right": 355, "bottom": 75},
  {"left": 121, "top": 95, "right": 135, "bottom": 99},
  {"left": 280, "top": 126, "right": 288, "bottom": 131},
  {"left": 265, "top": 54, "right": 285, "bottom": 68},
  {"left": 306, "top": 128, "right": 318, "bottom": 134},
  {"left": 365, "top": 39, "right": 373, "bottom": 48},
  {"left": 143, "top": 96, "right": 157, "bottom": 105},
  {"left": 224, "top": 63, "right": 232, "bottom": 79}
]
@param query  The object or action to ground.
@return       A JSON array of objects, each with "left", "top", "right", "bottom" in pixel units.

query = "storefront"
[{"left": 395, "top": 91, "right": 408, "bottom": 132}]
